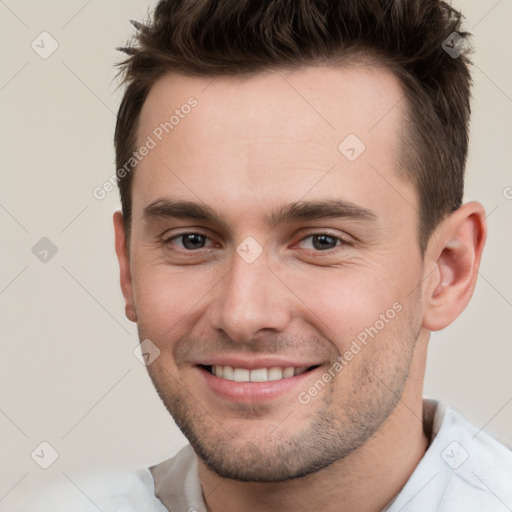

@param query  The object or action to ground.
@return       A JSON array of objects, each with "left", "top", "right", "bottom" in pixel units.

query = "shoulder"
[
  {"left": 17, "top": 467, "right": 168, "bottom": 512},
  {"left": 389, "top": 401, "right": 512, "bottom": 512},
  {"left": 442, "top": 407, "right": 512, "bottom": 502}
]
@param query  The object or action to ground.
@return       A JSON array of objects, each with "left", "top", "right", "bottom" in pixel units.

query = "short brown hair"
[{"left": 114, "top": 0, "right": 472, "bottom": 254}]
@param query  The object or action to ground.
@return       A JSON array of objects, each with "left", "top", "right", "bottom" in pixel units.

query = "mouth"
[
  {"left": 201, "top": 364, "right": 320, "bottom": 382},
  {"left": 195, "top": 362, "right": 323, "bottom": 403}
]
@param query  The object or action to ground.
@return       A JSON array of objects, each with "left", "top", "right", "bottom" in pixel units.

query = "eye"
[
  {"left": 165, "top": 232, "right": 215, "bottom": 251},
  {"left": 298, "top": 233, "right": 344, "bottom": 251}
]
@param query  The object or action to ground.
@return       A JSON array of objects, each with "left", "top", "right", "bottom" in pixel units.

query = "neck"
[{"left": 198, "top": 376, "right": 429, "bottom": 512}]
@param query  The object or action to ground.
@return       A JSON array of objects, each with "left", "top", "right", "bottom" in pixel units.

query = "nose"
[{"left": 208, "top": 250, "right": 293, "bottom": 343}]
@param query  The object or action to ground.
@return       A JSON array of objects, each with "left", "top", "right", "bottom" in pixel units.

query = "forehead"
[{"left": 132, "top": 64, "right": 414, "bottom": 225}]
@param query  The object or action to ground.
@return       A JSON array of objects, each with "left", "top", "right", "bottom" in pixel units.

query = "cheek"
[
  {"left": 131, "top": 260, "right": 217, "bottom": 339},
  {"left": 281, "top": 264, "right": 405, "bottom": 345}
]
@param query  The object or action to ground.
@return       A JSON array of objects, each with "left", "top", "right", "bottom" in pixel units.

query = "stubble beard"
[{"left": 145, "top": 320, "right": 421, "bottom": 483}]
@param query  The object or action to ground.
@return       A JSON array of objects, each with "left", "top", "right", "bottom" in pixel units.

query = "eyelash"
[{"left": 162, "top": 231, "right": 349, "bottom": 254}]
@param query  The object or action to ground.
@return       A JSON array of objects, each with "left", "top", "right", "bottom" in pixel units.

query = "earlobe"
[
  {"left": 422, "top": 202, "right": 487, "bottom": 331},
  {"left": 113, "top": 211, "right": 137, "bottom": 323}
]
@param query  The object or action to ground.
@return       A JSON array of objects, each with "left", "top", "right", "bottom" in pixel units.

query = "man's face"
[{"left": 121, "top": 65, "right": 428, "bottom": 481}]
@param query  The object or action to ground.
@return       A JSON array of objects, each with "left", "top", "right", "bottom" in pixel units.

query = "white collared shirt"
[{"left": 19, "top": 400, "right": 512, "bottom": 511}]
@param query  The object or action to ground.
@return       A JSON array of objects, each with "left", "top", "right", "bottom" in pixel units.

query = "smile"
[{"left": 207, "top": 365, "right": 315, "bottom": 382}]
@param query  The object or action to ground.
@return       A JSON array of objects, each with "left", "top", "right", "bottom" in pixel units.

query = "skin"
[{"left": 114, "top": 65, "right": 486, "bottom": 512}]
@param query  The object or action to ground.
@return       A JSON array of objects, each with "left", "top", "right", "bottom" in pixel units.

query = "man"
[{"left": 22, "top": 0, "right": 511, "bottom": 511}]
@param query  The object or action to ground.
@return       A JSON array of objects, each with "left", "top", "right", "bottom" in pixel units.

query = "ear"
[
  {"left": 113, "top": 211, "right": 137, "bottom": 323},
  {"left": 422, "top": 201, "right": 487, "bottom": 331}
]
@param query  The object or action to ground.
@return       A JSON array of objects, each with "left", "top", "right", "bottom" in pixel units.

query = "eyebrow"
[{"left": 143, "top": 197, "right": 377, "bottom": 228}]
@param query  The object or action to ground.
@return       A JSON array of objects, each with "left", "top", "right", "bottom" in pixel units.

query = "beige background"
[{"left": 1, "top": 0, "right": 511, "bottom": 508}]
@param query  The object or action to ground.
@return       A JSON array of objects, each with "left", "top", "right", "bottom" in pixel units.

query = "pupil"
[
  {"left": 183, "top": 233, "right": 205, "bottom": 249},
  {"left": 313, "top": 235, "right": 336, "bottom": 250}
]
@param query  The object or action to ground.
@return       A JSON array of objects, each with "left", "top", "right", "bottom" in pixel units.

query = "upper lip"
[{"left": 195, "top": 355, "right": 322, "bottom": 370}]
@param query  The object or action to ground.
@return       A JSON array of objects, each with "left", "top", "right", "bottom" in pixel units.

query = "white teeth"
[
  {"left": 210, "top": 365, "right": 311, "bottom": 382},
  {"left": 233, "top": 368, "right": 250, "bottom": 382},
  {"left": 283, "top": 367, "right": 295, "bottom": 378},
  {"left": 222, "top": 366, "right": 234, "bottom": 380},
  {"left": 249, "top": 368, "right": 268, "bottom": 382},
  {"left": 267, "top": 367, "right": 284, "bottom": 380}
]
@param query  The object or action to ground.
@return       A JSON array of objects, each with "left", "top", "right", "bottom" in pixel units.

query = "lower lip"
[{"left": 197, "top": 366, "right": 320, "bottom": 402}]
